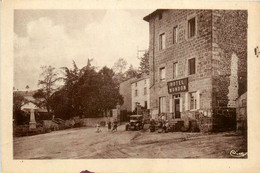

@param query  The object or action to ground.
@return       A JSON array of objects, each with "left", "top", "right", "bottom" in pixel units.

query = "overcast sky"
[{"left": 14, "top": 9, "right": 153, "bottom": 90}]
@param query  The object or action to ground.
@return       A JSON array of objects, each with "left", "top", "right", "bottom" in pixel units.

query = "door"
[{"left": 175, "top": 99, "right": 181, "bottom": 118}]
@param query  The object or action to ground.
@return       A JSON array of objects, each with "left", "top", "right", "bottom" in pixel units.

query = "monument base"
[{"left": 29, "top": 121, "right": 36, "bottom": 130}]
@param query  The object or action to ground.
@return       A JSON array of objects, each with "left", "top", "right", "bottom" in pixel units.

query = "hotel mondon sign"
[{"left": 167, "top": 78, "right": 188, "bottom": 94}]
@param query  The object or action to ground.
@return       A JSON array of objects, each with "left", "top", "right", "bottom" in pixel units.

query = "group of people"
[
  {"left": 96, "top": 120, "right": 118, "bottom": 133},
  {"left": 150, "top": 116, "right": 170, "bottom": 133},
  {"left": 107, "top": 121, "right": 118, "bottom": 132}
]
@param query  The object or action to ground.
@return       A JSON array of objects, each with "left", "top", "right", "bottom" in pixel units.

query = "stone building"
[
  {"left": 143, "top": 9, "right": 247, "bottom": 131},
  {"left": 131, "top": 75, "right": 150, "bottom": 111},
  {"left": 119, "top": 78, "right": 137, "bottom": 112}
]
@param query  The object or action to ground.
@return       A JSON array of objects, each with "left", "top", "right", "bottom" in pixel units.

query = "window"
[
  {"left": 173, "top": 26, "right": 178, "bottom": 44},
  {"left": 188, "top": 17, "right": 196, "bottom": 38},
  {"left": 159, "top": 97, "right": 166, "bottom": 113},
  {"left": 144, "top": 87, "right": 147, "bottom": 95},
  {"left": 188, "top": 58, "right": 196, "bottom": 75},
  {"left": 159, "top": 12, "right": 162, "bottom": 20},
  {"left": 135, "top": 82, "right": 137, "bottom": 87},
  {"left": 160, "top": 67, "right": 165, "bottom": 81},
  {"left": 144, "top": 79, "right": 146, "bottom": 84},
  {"left": 135, "top": 89, "right": 138, "bottom": 97},
  {"left": 189, "top": 92, "right": 197, "bottom": 110},
  {"left": 173, "top": 62, "right": 178, "bottom": 78},
  {"left": 159, "top": 33, "right": 165, "bottom": 50}
]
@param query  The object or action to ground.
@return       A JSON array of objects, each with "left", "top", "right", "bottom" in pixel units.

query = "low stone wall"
[
  {"left": 81, "top": 117, "right": 108, "bottom": 127},
  {"left": 42, "top": 120, "right": 59, "bottom": 130}
]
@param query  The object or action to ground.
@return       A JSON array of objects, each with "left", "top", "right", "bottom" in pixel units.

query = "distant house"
[
  {"left": 131, "top": 75, "right": 150, "bottom": 111},
  {"left": 119, "top": 78, "right": 136, "bottom": 112},
  {"left": 21, "top": 101, "right": 47, "bottom": 113},
  {"left": 15, "top": 90, "right": 48, "bottom": 118}
]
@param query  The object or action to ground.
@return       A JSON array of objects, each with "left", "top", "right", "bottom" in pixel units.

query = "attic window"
[{"left": 159, "top": 12, "right": 162, "bottom": 20}]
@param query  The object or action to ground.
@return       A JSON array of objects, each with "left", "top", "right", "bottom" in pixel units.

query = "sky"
[{"left": 14, "top": 9, "right": 153, "bottom": 90}]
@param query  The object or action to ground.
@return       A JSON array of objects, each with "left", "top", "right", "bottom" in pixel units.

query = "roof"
[
  {"left": 143, "top": 9, "right": 166, "bottom": 22},
  {"left": 131, "top": 74, "right": 149, "bottom": 84},
  {"left": 120, "top": 77, "right": 137, "bottom": 85}
]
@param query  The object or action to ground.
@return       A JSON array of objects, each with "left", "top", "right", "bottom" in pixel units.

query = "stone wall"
[
  {"left": 148, "top": 10, "right": 213, "bottom": 115},
  {"left": 212, "top": 10, "right": 247, "bottom": 109},
  {"left": 119, "top": 78, "right": 136, "bottom": 112},
  {"left": 145, "top": 10, "right": 247, "bottom": 132}
]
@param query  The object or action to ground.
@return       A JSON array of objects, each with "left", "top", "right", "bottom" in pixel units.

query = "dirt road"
[{"left": 14, "top": 125, "right": 247, "bottom": 159}]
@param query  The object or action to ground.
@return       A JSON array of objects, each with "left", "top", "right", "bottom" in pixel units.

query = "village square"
[{"left": 13, "top": 9, "right": 247, "bottom": 159}]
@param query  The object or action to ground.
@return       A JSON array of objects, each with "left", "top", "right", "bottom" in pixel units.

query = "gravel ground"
[{"left": 13, "top": 125, "right": 247, "bottom": 159}]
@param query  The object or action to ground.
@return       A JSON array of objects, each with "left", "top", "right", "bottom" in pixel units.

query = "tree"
[
  {"left": 98, "top": 66, "right": 124, "bottom": 116},
  {"left": 34, "top": 65, "right": 61, "bottom": 113},
  {"left": 26, "top": 85, "right": 30, "bottom": 90},
  {"left": 49, "top": 62, "right": 124, "bottom": 119},
  {"left": 113, "top": 58, "right": 128, "bottom": 74},
  {"left": 125, "top": 64, "right": 138, "bottom": 79},
  {"left": 138, "top": 52, "right": 149, "bottom": 74}
]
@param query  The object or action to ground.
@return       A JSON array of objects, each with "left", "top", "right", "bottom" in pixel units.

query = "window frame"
[
  {"left": 159, "top": 33, "right": 166, "bottom": 50},
  {"left": 135, "top": 89, "right": 138, "bottom": 97},
  {"left": 173, "top": 25, "right": 178, "bottom": 44},
  {"left": 144, "top": 87, "right": 147, "bottom": 95},
  {"left": 159, "top": 96, "right": 166, "bottom": 113},
  {"left": 189, "top": 92, "right": 197, "bottom": 110},
  {"left": 159, "top": 67, "right": 166, "bottom": 81},
  {"left": 188, "top": 58, "right": 196, "bottom": 75},
  {"left": 187, "top": 16, "right": 197, "bottom": 39},
  {"left": 173, "top": 62, "right": 178, "bottom": 79}
]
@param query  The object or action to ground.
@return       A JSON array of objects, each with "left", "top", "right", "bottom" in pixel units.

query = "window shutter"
[
  {"left": 196, "top": 91, "right": 200, "bottom": 109},
  {"left": 169, "top": 98, "right": 173, "bottom": 113},
  {"left": 185, "top": 92, "right": 189, "bottom": 111},
  {"left": 180, "top": 98, "right": 183, "bottom": 112}
]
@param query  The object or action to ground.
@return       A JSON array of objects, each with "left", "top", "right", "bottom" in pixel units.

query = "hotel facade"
[{"left": 144, "top": 10, "right": 247, "bottom": 131}]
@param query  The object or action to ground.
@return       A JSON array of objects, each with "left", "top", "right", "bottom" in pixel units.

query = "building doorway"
[{"left": 174, "top": 98, "right": 181, "bottom": 118}]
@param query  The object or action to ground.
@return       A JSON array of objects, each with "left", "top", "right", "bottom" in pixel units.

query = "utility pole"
[{"left": 136, "top": 46, "right": 148, "bottom": 59}]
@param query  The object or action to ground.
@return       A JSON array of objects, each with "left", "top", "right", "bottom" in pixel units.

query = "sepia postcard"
[{"left": 1, "top": 0, "right": 260, "bottom": 172}]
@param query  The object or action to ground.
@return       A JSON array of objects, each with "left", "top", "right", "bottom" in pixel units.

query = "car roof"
[{"left": 130, "top": 115, "right": 143, "bottom": 118}]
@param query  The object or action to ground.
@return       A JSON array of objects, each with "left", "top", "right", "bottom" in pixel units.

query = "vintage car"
[{"left": 125, "top": 115, "right": 144, "bottom": 131}]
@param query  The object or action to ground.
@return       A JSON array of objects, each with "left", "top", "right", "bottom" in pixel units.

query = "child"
[
  {"left": 112, "top": 121, "right": 118, "bottom": 132},
  {"left": 96, "top": 123, "right": 101, "bottom": 133}
]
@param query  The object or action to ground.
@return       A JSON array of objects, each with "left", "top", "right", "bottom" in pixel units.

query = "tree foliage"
[
  {"left": 125, "top": 64, "right": 139, "bottom": 79},
  {"left": 138, "top": 52, "right": 149, "bottom": 74},
  {"left": 49, "top": 61, "right": 123, "bottom": 119},
  {"left": 112, "top": 58, "right": 128, "bottom": 74},
  {"left": 34, "top": 65, "right": 61, "bottom": 113}
]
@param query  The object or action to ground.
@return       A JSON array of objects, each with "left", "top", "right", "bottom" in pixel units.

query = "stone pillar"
[
  {"left": 29, "top": 109, "right": 36, "bottom": 130},
  {"left": 227, "top": 53, "right": 239, "bottom": 108}
]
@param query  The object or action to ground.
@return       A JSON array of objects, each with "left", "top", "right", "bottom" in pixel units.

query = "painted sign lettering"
[{"left": 167, "top": 78, "right": 188, "bottom": 94}]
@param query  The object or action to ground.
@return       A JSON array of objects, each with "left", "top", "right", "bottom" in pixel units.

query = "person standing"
[{"left": 108, "top": 121, "right": 111, "bottom": 131}]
